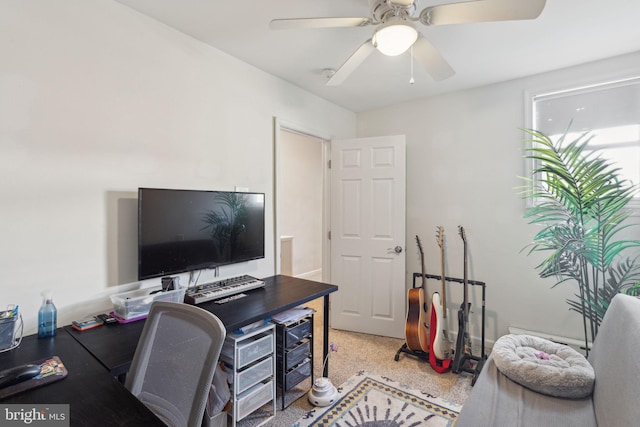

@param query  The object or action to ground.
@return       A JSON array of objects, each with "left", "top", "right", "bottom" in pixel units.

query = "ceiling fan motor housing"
[{"left": 370, "top": 0, "right": 416, "bottom": 23}]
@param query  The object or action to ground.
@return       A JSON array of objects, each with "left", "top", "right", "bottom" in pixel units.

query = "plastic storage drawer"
[
  {"left": 236, "top": 381, "right": 274, "bottom": 421},
  {"left": 283, "top": 319, "right": 312, "bottom": 348},
  {"left": 279, "top": 360, "right": 312, "bottom": 390},
  {"left": 222, "top": 333, "right": 274, "bottom": 369},
  {"left": 277, "top": 339, "right": 310, "bottom": 371},
  {"left": 237, "top": 356, "right": 273, "bottom": 394}
]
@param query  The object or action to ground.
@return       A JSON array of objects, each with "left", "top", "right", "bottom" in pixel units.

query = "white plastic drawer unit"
[
  {"left": 236, "top": 356, "right": 273, "bottom": 394},
  {"left": 237, "top": 334, "right": 273, "bottom": 368},
  {"left": 222, "top": 331, "right": 274, "bottom": 369},
  {"left": 236, "top": 381, "right": 274, "bottom": 421},
  {"left": 222, "top": 322, "right": 276, "bottom": 427}
]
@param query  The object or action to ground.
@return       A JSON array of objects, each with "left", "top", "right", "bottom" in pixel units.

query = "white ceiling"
[{"left": 113, "top": 0, "right": 640, "bottom": 112}]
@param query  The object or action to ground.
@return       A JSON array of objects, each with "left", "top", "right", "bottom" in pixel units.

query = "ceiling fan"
[{"left": 270, "top": 0, "right": 546, "bottom": 85}]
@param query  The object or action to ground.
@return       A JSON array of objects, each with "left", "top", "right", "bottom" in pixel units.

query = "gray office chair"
[{"left": 125, "top": 301, "right": 226, "bottom": 427}]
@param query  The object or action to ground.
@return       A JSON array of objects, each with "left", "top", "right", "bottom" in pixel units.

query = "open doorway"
[{"left": 274, "top": 124, "right": 330, "bottom": 282}]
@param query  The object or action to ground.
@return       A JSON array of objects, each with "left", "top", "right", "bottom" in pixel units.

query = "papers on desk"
[
  {"left": 271, "top": 306, "right": 315, "bottom": 325},
  {"left": 233, "top": 319, "right": 270, "bottom": 335}
]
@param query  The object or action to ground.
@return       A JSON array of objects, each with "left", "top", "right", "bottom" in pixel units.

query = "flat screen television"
[{"left": 138, "top": 188, "right": 265, "bottom": 280}]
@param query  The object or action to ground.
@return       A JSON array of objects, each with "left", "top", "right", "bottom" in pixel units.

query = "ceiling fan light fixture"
[{"left": 372, "top": 18, "right": 418, "bottom": 56}]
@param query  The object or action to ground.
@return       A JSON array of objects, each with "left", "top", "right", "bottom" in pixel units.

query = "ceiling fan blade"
[
  {"left": 420, "top": 0, "right": 546, "bottom": 26},
  {"left": 270, "top": 17, "right": 370, "bottom": 30},
  {"left": 411, "top": 35, "right": 455, "bottom": 81},
  {"left": 327, "top": 40, "right": 376, "bottom": 86}
]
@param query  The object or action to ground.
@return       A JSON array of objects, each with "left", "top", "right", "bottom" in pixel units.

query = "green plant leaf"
[{"left": 520, "top": 126, "right": 640, "bottom": 348}]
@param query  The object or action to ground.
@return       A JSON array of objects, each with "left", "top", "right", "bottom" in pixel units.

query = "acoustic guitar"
[
  {"left": 429, "top": 226, "right": 452, "bottom": 372},
  {"left": 404, "top": 235, "right": 430, "bottom": 353},
  {"left": 453, "top": 225, "right": 473, "bottom": 373}
]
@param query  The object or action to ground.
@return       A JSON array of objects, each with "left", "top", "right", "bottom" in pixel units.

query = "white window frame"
[{"left": 525, "top": 75, "right": 640, "bottom": 210}]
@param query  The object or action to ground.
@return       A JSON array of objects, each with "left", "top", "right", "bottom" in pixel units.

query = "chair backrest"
[{"left": 125, "top": 301, "right": 226, "bottom": 427}]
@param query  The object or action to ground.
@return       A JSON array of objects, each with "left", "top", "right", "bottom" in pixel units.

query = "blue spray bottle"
[{"left": 38, "top": 290, "right": 57, "bottom": 338}]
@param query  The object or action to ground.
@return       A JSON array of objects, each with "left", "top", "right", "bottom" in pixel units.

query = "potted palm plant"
[{"left": 521, "top": 128, "right": 640, "bottom": 354}]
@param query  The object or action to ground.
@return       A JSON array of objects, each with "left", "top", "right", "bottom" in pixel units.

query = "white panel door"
[{"left": 330, "top": 135, "right": 406, "bottom": 338}]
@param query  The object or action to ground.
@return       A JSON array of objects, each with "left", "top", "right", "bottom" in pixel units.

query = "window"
[{"left": 531, "top": 77, "right": 640, "bottom": 201}]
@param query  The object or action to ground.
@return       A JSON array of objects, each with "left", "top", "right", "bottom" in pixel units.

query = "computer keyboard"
[{"left": 184, "top": 275, "right": 265, "bottom": 305}]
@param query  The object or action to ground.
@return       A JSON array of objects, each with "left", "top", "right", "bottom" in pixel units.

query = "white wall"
[
  {"left": 0, "top": 0, "right": 356, "bottom": 334},
  {"left": 357, "top": 51, "right": 640, "bottom": 348}
]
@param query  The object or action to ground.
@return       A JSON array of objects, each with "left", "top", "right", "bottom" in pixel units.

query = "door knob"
[{"left": 389, "top": 246, "right": 403, "bottom": 254}]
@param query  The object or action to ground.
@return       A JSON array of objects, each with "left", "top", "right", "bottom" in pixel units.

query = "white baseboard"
[{"left": 296, "top": 269, "right": 322, "bottom": 281}]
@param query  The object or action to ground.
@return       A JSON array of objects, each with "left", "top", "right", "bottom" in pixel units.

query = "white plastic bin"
[{"left": 110, "top": 287, "right": 186, "bottom": 320}]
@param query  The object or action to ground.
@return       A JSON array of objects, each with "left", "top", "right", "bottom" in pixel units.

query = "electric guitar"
[
  {"left": 453, "top": 225, "right": 472, "bottom": 373},
  {"left": 429, "top": 226, "right": 452, "bottom": 373},
  {"left": 404, "top": 235, "right": 430, "bottom": 353}
]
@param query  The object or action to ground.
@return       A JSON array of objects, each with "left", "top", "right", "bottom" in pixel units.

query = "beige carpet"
[{"left": 236, "top": 298, "right": 473, "bottom": 427}]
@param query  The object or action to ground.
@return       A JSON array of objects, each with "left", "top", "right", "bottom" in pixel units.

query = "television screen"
[{"left": 138, "top": 188, "right": 265, "bottom": 280}]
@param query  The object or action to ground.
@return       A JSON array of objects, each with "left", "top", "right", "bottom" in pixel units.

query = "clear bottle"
[{"left": 38, "top": 290, "right": 57, "bottom": 338}]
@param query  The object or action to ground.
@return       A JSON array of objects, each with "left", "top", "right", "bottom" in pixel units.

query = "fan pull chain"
[{"left": 409, "top": 46, "right": 415, "bottom": 84}]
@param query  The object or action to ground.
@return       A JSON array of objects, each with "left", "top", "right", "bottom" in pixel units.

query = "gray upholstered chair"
[{"left": 125, "top": 301, "right": 226, "bottom": 427}]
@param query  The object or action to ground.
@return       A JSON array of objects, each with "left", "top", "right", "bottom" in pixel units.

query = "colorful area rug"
[{"left": 291, "top": 371, "right": 461, "bottom": 427}]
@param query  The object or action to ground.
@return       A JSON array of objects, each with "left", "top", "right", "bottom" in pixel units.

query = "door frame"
[{"left": 273, "top": 117, "right": 333, "bottom": 281}]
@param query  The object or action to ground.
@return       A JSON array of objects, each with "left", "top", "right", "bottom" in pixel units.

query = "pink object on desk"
[{"left": 109, "top": 311, "right": 147, "bottom": 324}]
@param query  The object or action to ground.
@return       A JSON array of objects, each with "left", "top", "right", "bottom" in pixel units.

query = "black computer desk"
[
  {"left": 0, "top": 331, "right": 165, "bottom": 426},
  {"left": 67, "top": 275, "right": 338, "bottom": 379},
  {"left": 0, "top": 276, "right": 336, "bottom": 425}
]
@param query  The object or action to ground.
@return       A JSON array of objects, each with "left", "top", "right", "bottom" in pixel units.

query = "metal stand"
[
  {"left": 397, "top": 273, "right": 487, "bottom": 385},
  {"left": 455, "top": 349, "right": 486, "bottom": 386},
  {"left": 394, "top": 342, "right": 429, "bottom": 362},
  {"left": 275, "top": 314, "right": 314, "bottom": 410}
]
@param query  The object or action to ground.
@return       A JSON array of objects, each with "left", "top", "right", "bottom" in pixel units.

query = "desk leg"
[{"left": 323, "top": 294, "right": 329, "bottom": 377}]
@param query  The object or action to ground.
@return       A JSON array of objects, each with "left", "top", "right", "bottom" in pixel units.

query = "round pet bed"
[{"left": 492, "top": 334, "right": 594, "bottom": 399}]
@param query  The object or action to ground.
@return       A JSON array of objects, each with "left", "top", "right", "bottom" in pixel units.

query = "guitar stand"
[
  {"left": 454, "top": 352, "right": 486, "bottom": 386},
  {"left": 394, "top": 343, "right": 430, "bottom": 362},
  {"left": 405, "top": 273, "right": 488, "bottom": 385}
]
